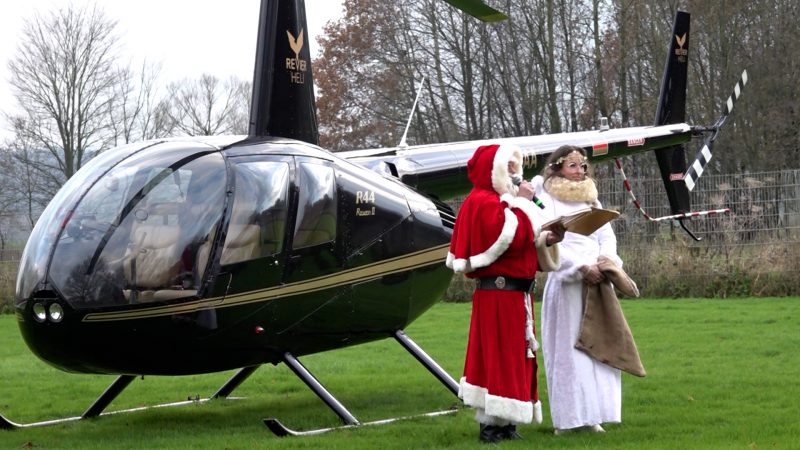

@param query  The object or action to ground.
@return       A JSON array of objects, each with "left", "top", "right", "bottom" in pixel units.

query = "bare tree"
[
  {"left": 0, "top": 150, "right": 15, "bottom": 249},
  {"left": 1, "top": 118, "right": 54, "bottom": 225},
  {"left": 108, "top": 60, "right": 165, "bottom": 145},
  {"left": 7, "top": 4, "right": 120, "bottom": 182},
  {"left": 161, "top": 74, "right": 250, "bottom": 136}
]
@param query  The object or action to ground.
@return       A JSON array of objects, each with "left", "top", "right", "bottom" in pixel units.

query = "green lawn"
[{"left": 1, "top": 298, "right": 798, "bottom": 449}]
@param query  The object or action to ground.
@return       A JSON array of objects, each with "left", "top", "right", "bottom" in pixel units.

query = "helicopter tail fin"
[
  {"left": 653, "top": 10, "right": 691, "bottom": 215},
  {"left": 248, "top": 0, "right": 319, "bottom": 144}
]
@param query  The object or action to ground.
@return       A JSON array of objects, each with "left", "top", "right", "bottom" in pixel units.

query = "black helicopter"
[{"left": 4, "top": 0, "right": 745, "bottom": 436}]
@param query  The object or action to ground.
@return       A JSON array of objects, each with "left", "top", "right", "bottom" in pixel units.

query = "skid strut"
[
  {"left": 282, "top": 352, "right": 359, "bottom": 425},
  {"left": 212, "top": 365, "right": 260, "bottom": 399},
  {"left": 0, "top": 375, "right": 135, "bottom": 429},
  {"left": 265, "top": 330, "right": 460, "bottom": 437},
  {"left": 82, "top": 375, "right": 136, "bottom": 418},
  {"left": 394, "top": 330, "right": 459, "bottom": 396}
]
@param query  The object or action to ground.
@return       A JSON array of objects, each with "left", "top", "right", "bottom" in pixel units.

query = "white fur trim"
[
  {"left": 533, "top": 401, "right": 543, "bottom": 424},
  {"left": 499, "top": 193, "right": 515, "bottom": 206},
  {"left": 485, "top": 393, "right": 533, "bottom": 424},
  {"left": 459, "top": 377, "right": 486, "bottom": 408},
  {"left": 492, "top": 145, "right": 523, "bottom": 196},
  {"left": 459, "top": 378, "right": 534, "bottom": 424},
  {"left": 467, "top": 208, "right": 518, "bottom": 271},
  {"left": 446, "top": 252, "right": 471, "bottom": 273}
]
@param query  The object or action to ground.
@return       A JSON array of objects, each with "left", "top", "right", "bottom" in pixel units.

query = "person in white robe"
[{"left": 532, "top": 145, "right": 623, "bottom": 435}]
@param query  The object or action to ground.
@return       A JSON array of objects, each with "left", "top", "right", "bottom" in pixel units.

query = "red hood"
[{"left": 467, "top": 144, "right": 523, "bottom": 195}]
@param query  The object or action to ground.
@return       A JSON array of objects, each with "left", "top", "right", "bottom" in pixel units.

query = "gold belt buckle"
[{"left": 494, "top": 276, "right": 506, "bottom": 289}]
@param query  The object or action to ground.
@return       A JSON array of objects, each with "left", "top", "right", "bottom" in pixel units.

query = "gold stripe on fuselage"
[{"left": 82, "top": 244, "right": 450, "bottom": 322}]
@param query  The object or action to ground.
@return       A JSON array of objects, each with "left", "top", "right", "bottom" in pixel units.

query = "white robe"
[{"left": 534, "top": 178, "right": 623, "bottom": 430}]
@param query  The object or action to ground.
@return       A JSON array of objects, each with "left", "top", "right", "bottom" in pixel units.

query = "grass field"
[{"left": 1, "top": 298, "right": 798, "bottom": 449}]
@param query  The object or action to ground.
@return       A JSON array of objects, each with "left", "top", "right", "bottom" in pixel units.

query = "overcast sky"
[{"left": 0, "top": 0, "right": 345, "bottom": 142}]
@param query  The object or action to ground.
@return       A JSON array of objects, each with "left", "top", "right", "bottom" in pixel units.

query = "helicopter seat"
[
  {"left": 122, "top": 206, "right": 195, "bottom": 303},
  {"left": 220, "top": 223, "right": 261, "bottom": 265}
]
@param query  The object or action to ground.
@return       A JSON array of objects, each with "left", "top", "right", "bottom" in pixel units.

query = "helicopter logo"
[
  {"left": 286, "top": 28, "right": 307, "bottom": 84},
  {"left": 675, "top": 33, "right": 688, "bottom": 61}
]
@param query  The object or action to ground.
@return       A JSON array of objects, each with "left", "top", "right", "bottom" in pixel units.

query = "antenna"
[{"left": 398, "top": 76, "right": 426, "bottom": 150}]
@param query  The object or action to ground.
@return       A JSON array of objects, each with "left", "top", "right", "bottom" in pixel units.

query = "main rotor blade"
[{"left": 441, "top": 0, "right": 508, "bottom": 22}]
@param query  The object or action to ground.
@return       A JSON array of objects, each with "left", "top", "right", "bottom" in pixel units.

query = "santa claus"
[{"left": 446, "top": 143, "right": 562, "bottom": 443}]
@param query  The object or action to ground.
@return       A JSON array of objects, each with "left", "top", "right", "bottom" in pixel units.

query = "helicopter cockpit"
[{"left": 16, "top": 141, "right": 230, "bottom": 311}]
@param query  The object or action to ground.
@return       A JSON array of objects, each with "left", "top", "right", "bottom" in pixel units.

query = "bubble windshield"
[
  {"left": 15, "top": 141, "right": 157, "bottom": 305},
  {"left": 45, "top": 143, "right": 227, "bottom": 308}
]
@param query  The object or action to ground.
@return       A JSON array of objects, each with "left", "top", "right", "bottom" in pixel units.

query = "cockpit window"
[
  {"left": 16, "top": 141, "right": 154, "bottom": 303},
  {"left": 293, "top": 162, "right": 337, "bottom": 249},
  {"left": 48, "top": 148, "right": 226, "bottom": 308},
  {"left": 221, "top": 161, "right": 290, "bottom": 265}
]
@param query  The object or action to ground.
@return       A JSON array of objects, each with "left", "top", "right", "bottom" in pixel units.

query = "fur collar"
[{"left": 545, "top": 176, "right": 598, "bottom": 203}]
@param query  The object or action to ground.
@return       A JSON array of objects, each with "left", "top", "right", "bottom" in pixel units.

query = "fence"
[
  {"left": 445, "top": 169, "right": 800, "bottom": 300},
  {"left": 597, "top": 168, "right": 800, "bottom": 297}
]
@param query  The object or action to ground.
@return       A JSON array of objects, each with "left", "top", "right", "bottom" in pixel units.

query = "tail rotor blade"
[
  {"left": 723, "top": 70, "right": 748, "bottom": 118},
  {"left": 684, "top": 139, "right": 714, "bottom": 191}
]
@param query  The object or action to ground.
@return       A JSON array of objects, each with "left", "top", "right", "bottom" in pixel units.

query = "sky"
[{"left": 0, "top": 0, "right": 345, "bottom": 142}]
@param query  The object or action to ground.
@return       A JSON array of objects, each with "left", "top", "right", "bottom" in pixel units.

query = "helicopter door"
[
  {"left": 219, "top": 159, "right": 291, "bottom": 290},
  {"left": 283, "top": 157, "right": 338, "bottom": 282}
]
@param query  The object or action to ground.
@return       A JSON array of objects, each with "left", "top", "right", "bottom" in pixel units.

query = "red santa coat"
[{"left": 446, "top": 144, "right": 559, "bottom": 425}]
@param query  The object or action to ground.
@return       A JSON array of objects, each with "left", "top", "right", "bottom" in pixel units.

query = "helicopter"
[{"left": 3, "top": 0, "right": 746, "bottom": 436}]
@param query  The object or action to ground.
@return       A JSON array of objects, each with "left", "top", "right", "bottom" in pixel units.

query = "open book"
[{"left": 542, "top": 207, "right": 620, "bottom": 236}]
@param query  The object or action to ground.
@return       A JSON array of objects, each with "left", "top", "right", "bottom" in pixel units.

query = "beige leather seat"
[
  {"left": 123, "top": 204, "right": 195, "bottom": 303},
  {"left": 220, "top": 223, "right": 261, "bottom": 265},
  {"left": 125, "top": 223, "right": 182, "bottom": 288}
]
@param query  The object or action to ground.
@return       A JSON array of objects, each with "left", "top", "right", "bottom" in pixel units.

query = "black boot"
[
  {"left": 498, "top": 424, "right": 522, "bottom": 440},
  {"left": 479, "top": 424, "right": 503, "bottom": 443}
]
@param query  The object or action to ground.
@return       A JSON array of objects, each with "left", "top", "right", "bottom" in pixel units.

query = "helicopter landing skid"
[
  {"left": 266, "top": 331, "right": 461, "bottom": 437},
  {"left": 0, "top": 396, "right": 223, "bottom": 429},
  {"left": 264, "top": 408, "right": 458, "bottom": 437},
  {"left": 0, "top": 414, "right": 24, "bottom": 429},
  {"left": 0, "top": 372, "right": 248, "bottom": 430}
]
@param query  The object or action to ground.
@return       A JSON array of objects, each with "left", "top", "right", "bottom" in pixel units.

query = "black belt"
[{"left": 477, "top": 276, "right": 534, "bottom": 292}]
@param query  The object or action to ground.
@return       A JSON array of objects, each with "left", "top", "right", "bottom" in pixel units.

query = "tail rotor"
[
  {"left": 617, "top": 70, "right": 749, "bottom": 240},
  {"left": 684, "top": 69, "right": 749, "bottom": 191}
]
